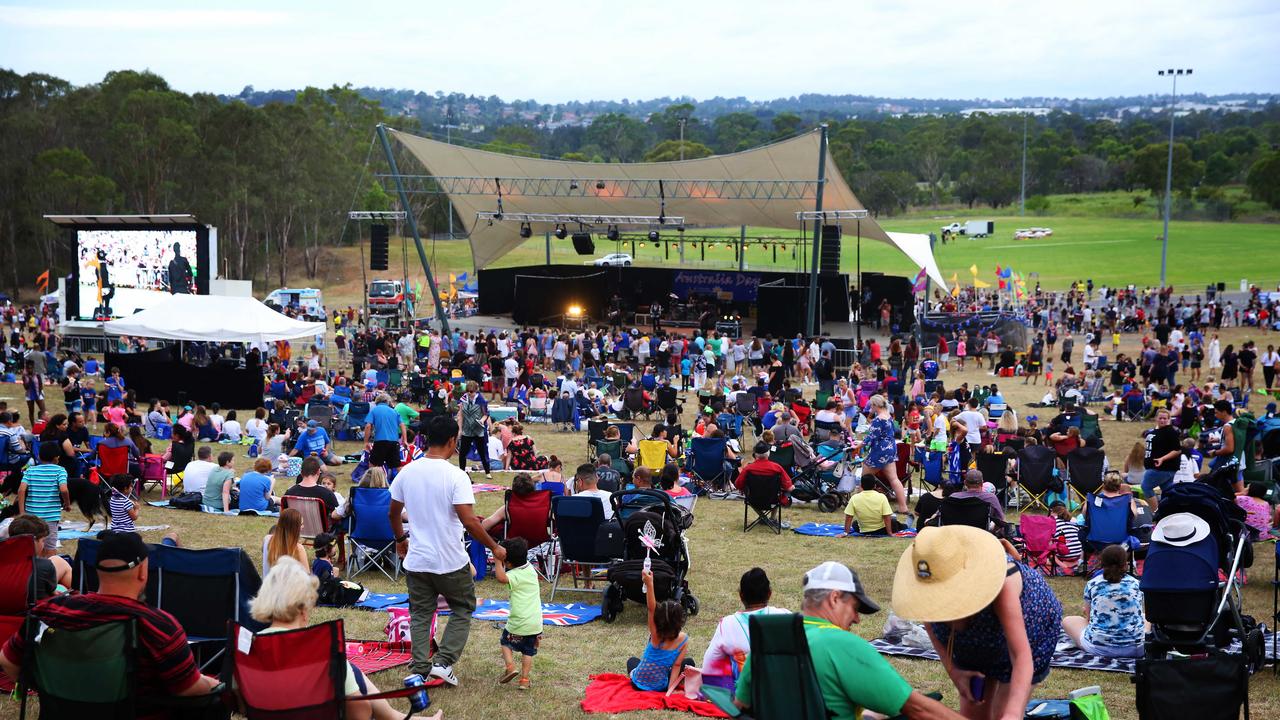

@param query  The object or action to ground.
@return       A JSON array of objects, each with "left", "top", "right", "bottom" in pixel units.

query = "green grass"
[
  {"left": 351, "top": 213, "right": 1278, "bottom": 301},
  {"left": 2, "top": 324, "right": 1278, "bottom": 719}
]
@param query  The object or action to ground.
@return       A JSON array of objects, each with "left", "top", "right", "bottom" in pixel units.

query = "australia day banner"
[{"left": 672, "top": 270, "right": 762, "bottom": 302}]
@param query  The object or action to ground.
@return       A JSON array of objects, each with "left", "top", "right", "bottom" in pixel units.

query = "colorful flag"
[
  {"left": 949, "top": 273, "right": 960, "bottom": 297},
  {"left": 35, "top": 269, "right": 49, "bottom": 293},
  {"left": 969, "top": 264, "right": 979, "bottom": 276},
  {"left": 911, "top": 267, "right": 928, "bottom": 293},
  {"left": 974, "top": 278, "right": 992, "bottom": 289}
]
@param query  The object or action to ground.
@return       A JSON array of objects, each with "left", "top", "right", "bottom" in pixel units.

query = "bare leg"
[
  {"left": 879, "top": 464, "right": 908, "bottom": 513},
  {"left": 1062, "top": 615, "right": 1088, "bottom": 648}
]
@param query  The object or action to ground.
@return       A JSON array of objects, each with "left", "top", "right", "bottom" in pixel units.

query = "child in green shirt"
[{"left": 493, "top": 537, "right": 543, "bottom": 691}]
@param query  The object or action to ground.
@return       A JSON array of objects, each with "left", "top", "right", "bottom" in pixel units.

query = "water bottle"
[{"left": 403, "top": 674, "right": 430, "bottom": 712}]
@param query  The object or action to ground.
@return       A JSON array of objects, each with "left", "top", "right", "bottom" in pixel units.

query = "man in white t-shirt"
[
  {"left": 572, "top": 463, "right": 614, "bottom": 520},
  {"left": 390, "top": 416, "right": 505, "bottom": 688},
  {"left": 179, "top": 446, "right": 218, "bottom": 496},
  {"left": 953, "top": 398, "right": 987, "bottom": 454}
]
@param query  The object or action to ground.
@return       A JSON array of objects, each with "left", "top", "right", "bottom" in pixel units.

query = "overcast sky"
[{"left": 2, "top": 0, "right": 1277, "bottom": 102}]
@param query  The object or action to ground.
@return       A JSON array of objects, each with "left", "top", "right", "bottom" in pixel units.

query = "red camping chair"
[
  {"left": 226, "top": 619, "right": 423, "bottom": 720},
  {"left": 96, "top": 444, "right": 131, "bottom": 478},
  {"left": 503, "top": 489, "right": 555, "bottom": 580},
  {"left": 789, "top": 402, "right": 813, "bottom": 433},
  {"left": 0, "top": 536, "right": 35, "bottom": 692},
  {"left": 895, "top": 442, "right": 918, "bottom": 497}
]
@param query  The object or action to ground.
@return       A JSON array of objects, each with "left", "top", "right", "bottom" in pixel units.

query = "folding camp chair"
[
  {"left": 504, "top": 489, "right": 556, "bottom": 580},
  {"left": 592, "top": 439, "right": 629, "bottom": 477},
  {"left": 613, "top": 422, "right": 636, "bottom": 446},
  {"left": 25, "top": 619, "right": 140, "bottom": 720},
  {"left": 742, "top": 469, "right": 784, "bottom": 534},
  {"left": 976, "top": 450, "right": 1011, "bottom": 509},
  {"left": 226, "top": 619, "right": 422, "bottom": 720},
  {"left": 96, "top": 444, "right": 130, "bottom": 478},
  {"left": 815, "top": 390, "right": 831, "bottom": 410},
  {"left": 770, "top": 442, "right": 796, "bottom": 475},
  {"left": 895, "top": 442, "right": 918, "bottom": 498},
  {"left": 735, "top": 392, "right": 759, "bottom": 420},
  {"left": 655, "top": 385, "right": 683, "bottom": 415},
  {"left": 1066, "top": 447, "right": 1106, "bottom": 506},
  {"left": 138, "top": 454, "right": 167, "bottom": 498},
  {"left": 1020, "top": 513, "right": 1063, "bottom": 577},
  {"left": 637, "top": 439, "right": 671, "bottom": 472},
  {"left": 281, "top": 494, "right": 334, "bottom": 549},
  {"left": 812, "top": 419, "right": 843, "bottom": 443},
  {"left": 1018, "top": 445, "right": 1059, "bottom": 513},
  {"left": 346, "top": 487, "right": 401, "bottom": 581},
  {"left": 937, "top": 496, "right": 995, "bottom": 531},
  {"left": 344, "top": 401, "right": 371, "bottom": 437},
  {"left": 549, "top": 495, "right": 610, "bottom": 601},
  {"left": 305, "top": 403, "right": 337, "bottom": 432},
  {"left": 688, "top": 436, "right": 729, "bottom": 491},
  {"left": 1082, "top": 492, "right": 1137, "bottom": 569},
  {"left": 703, "top": 613, "right": 827, "bottom": 720},
  {"left": 716, "top": 412, "right": 744, "bottom": 440},
  {"left": 917, "top": 449, "right": 943, "bottom": 492},
  {"left": 527, "top": 396, "right": 550, "bottom": 423},
  {"left": 0, "top": 536, "right": 34, "bottom": 684},
  {"left": 586, "top": 420, "right": 610, "bottom": 456}
]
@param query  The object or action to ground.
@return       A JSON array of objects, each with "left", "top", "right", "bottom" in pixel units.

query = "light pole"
[
  {"left": 1157, "top": 68, "right": 1192, "bottom": 290},
  {"left": 678, "top": 117, "right": 687, "bottom": 161},
  {"left": 1019, "top": 113, "right": 1028, "bottom": 216}
]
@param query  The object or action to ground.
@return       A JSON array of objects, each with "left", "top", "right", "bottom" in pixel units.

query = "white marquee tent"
[{"left": 103, "top": 294, "right": 324, "bottom": 344}]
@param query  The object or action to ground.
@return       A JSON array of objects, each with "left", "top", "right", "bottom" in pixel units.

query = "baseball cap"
[
  {"left": 803, "top": 561, "right": 880, "bottom": 614},
  {"left": 753, "top": 441, "right": 772, "bottom": 456},
  {"left": 94, "top": 530, "right": 149, "bottom": 572},
  {"left": 307, "top": 419, "right": 318, "bottom": 428}
]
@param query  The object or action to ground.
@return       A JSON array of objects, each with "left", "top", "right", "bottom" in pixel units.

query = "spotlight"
[
  {"left": 519, "top": 222, "right": 532, "bottom": 239},
  {"left": 569, "top": 180, "right": 579, "bottom": 190},
  {"left": 677, "top": 225, "right": 686, "bottom": 233},
  {"left": 606, "top": 225, "right": 620, "bottom": 241},
  {"left": 554, "top": 224, "right": 568, "bottom": 240},
  {"left": 493, "top": 212, "right": 503, "bottom": 221},
  {"left": 596, "top": 180, "right": 606, "bottom": 190},
  {"left": 648, "top": 230, "right": 660, "bottom": 242},
  {"left": 567, "top": 304, "right": 583, "bottom": 318}
]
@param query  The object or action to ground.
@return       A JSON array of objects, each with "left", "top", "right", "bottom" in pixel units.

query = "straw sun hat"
[{"left": 891, "top": 526, "right": 1008, "bottom": 623}]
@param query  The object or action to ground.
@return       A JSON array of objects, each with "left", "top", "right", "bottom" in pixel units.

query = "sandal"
[
  {"left": 517, "top": 677, "right": 531, "bottom": 691},
  {"left": 499, "top": 667, "right": 519, "bottom": 684}
]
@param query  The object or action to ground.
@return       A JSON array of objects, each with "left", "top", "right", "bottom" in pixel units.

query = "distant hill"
[{"left": 221, "top": 85, "right": 1278, "bottom": 131}]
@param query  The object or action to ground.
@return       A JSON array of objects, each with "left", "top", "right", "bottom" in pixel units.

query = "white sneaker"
[{"left": 429, "top": 664, "right": 459, "bottom": 686}]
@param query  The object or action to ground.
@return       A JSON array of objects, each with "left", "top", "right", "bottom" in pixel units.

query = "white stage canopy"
[
  {"left": 886, "top": 232, "right": 948, "bottom": 291},
  {"left": 103, "top": 294, "right": 325, "bottom": 344}
]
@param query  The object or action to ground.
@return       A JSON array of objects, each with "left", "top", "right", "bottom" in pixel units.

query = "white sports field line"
[{"left": 981, "top": 239, "right": 1137, "bottom": 251}]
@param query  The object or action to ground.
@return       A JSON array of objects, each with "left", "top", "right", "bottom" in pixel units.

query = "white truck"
[
  {"left": 940, "top": 220, "right": 994, "bottom": 238},
  {"left": 264, "top": 287, "right": 325, "bottom": 321}
]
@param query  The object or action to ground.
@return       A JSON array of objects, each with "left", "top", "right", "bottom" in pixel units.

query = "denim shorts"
[
  {"left": 1078, "top": 634, "right": 1144, "bottom": 658},
  {"left": 1141, "top": 469, "right": 1176, "bottom": 498},
  {"left": 500, "top": 629, "right": 541, "bottom": 657}
]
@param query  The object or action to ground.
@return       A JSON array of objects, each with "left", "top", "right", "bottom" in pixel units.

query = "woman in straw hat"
[{"left": 892, "top": 526, "right": 1061, "bottom": 720}]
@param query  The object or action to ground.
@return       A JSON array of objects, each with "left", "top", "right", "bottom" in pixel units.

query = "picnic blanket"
[
  {"left": 345, "top": 640, "right": 413, "bottom": 675},
  {"left": 792, "top": 522, "right": 916, "bottom": 538},
  {"left": 872, "top": 630, "right": 1280, "bottom": 675},
  {"left": 581, "top": 673, "right": 729, "bottom": 717},
  {"left": 471, "top": 483, "right": 505, "bottom": 493},
  {"left": 146, "top": 500, "right": 279, "bottom": 517},
  {"left": 356, "top": 595, "right": 602, "bottom": 626},
  {"left": 58, "top": 523, "right": 170, "bottom": 540}
]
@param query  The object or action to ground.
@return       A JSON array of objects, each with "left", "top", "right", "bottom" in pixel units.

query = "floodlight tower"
[{"left": 1157, "top": 68, "right": 1192, "bottom": 290}]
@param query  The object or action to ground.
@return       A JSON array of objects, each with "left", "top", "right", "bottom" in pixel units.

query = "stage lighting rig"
[
  {"left": 554, "top": 224, "right": 568, "bottom": 239},
  {"left": 519, "top": 222, "right": 532, "bottom": 239},
  {"left": 606, "top": 225, "right": 620, "bottom": 241},
  {"left": 648, "top": 230, "right": 660, "bottom": 242}
]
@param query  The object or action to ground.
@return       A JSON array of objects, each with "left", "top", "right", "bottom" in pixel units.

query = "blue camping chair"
[
  {"left": 716, "top": 412, "right": 744, "bottom": 440},
  {"left": 345, "top": 401, "right": 371, "bottom": 434},
  {"left": 550, "top": 495, "right": 611, "bottom": 601},
  {"left": 613, "top": 422, "right": 636, "bottom": 446},
  {"left": 1083, "top": 492, "right": 1138, "bottom": 566},
  {"left": 688, "top": 436, "right": 729, "bottom": 491},
  {"left": 347, "top": 487, "right": 401, "bottom": 581},
  {"left": 917, "top": 450, "right": 944, "bottom": 491},
  {"left": 72, "top": 540, "right": 263, "bottom": 672}
]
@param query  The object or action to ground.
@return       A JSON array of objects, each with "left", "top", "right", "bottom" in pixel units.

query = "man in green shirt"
[
  {"left": 736, "top": 562, "right": 962, "bottom": 720},
  {"left": 393, "top": 394, "right": 421, "bottom": 430}
]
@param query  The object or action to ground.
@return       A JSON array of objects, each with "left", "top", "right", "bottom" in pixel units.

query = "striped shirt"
[
  {"left": 1055, "top": 518, "right": 1083, "bottom": 560},
  {"left": 21, "top": 463, "right": 67, "bottom": 524},
  {"left": 2, "top": 593, "right": 202, "bottom": 718},
  {"left": 109, "top": 489, "right": 136, "bottom": 532}
]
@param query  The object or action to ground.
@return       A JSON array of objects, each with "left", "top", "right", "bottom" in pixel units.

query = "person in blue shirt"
[
  {"left": 680, "top": 356, "right": 693, "bottom": 391},
  {"left": 919, "top": 353, "right": 939, "bottom": 381},
  {"left": 984, "top": 384, "right": 1006, "bottom": 419},
  {"left": 238, "top": 457, "right": 278, "bottom": 512},
  {"left": 364, "top": 393, "right": 405, "bottom": 470},
  {"left": 290, "top": 420, "right": 342, "bottom": 466},
  {"left": 83, "top": 356, "right": 99, "bottom": 378},
  {"left": 105, "top": 367, "right": 126, "bottom": 403}
]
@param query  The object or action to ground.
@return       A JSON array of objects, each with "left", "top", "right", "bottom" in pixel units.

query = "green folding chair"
[
  {"left": 704, "top": 613, "right": 826, "bottom": 720},
  {"left": 25, "top": 620, "right": 136, "bottom": 719},
  {"left": 593, "top": 439, "right": 629, "bottom": 476},
  {"left": 815, "top": 391, "right": 831, "bottom": 410}
]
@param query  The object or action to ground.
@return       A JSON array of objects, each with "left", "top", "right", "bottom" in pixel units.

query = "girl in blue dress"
[{"left": 856, "top": 394, "right": 908, "bottom": 514}]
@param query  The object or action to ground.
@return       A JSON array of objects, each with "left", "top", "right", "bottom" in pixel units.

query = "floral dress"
[
  {"left": 931, "top": 558, "right": 1062, "bottom": 683},
  {"left": 863, "top": 416, "right": 898, "bottom": 470},
  {"left": 506, "top": 436, "right": 545, "bottom": 470}
]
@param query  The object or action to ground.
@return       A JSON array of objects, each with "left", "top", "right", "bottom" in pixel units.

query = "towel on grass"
[
  {"left": 357, "top": 595, "right": 601, "bottom": 626},
  {"left": 792, "top": 522, "right": 916, "bottom": 538},
  {"left": 345, "top": 640, "right": 413, "bottom": 675},
  {"left": 58, "top": 524, "right": 169, "bottom": 540},
  {"left": 146, "top": 500, "right": 279, "bottom": 517},
  {"left": 471, "top": 483, "right": 505, "bottom": 493},
  {"left": 581, "top": 673, "right": 729, "bottom": 717}
]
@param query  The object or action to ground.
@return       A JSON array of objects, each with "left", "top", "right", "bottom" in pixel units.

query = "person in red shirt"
[
  {"left": 0, "top": 531, "right": 220, "bottom": 717},
  {"left": 735, "top": 442, "right": 794, "bottom": 506}
]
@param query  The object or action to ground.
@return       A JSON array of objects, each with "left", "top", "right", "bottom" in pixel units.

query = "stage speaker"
[
  {"left": 1216, "top": 282, "right": 1226, "bottom": 292},
  {"left": 571, "top": 232, "right": 595, "bottom": 255},
  {"left": 820, "top": 225, "right": 841, "bottom": 274},
  {"left": 370, "top": 224, "right": 389, "bottom": 271}
]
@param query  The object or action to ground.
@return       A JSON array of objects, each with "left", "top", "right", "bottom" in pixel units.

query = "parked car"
[{"left": 593, "top": 253, "right": 633, "bottom": 266}]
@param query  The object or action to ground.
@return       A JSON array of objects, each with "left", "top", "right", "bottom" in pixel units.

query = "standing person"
[
  {"left": 1141, "top": 409, "right": 1182, "bottom": 511},
  {"left": 893, "top": 526, "right": 1062, "bottom": 720},
  {"left": 1238, "top": 341, "right": 1257, "bottom": 392},
  {"left": 1261, "top": 344, "right": 1279, "bottom": 392},
  {"left": 390, "top": 415, "right": 507, "bottom": 687},
  {"left": 21, "top": 360, "right": 44, "bottom": 426},
  {"left": 364, "top": 393, "right": 405, "bottom": 471},
  {"left": 456, "top": 381, "right": 492, "bottom": 480},
  {"left": 855, "top": 395, "right": 909, "bottom": 515},
  {"left": 18, "top": 443, "right": 69, "bottom": 558},
  {"left": 492, "top": 537, "right": 542, "bottom": 691}
]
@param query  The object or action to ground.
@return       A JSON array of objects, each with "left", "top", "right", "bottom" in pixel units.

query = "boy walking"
[{"left": 493, "top": 538, "right": 542, "bottom": 691}]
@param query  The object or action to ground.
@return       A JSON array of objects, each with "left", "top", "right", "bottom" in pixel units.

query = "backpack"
[
  {"left": 318, "top": 576, "right": 368, "bottom": 607},
  {"left": 170, "top": 491, "right": 204, "bottom": 510}
]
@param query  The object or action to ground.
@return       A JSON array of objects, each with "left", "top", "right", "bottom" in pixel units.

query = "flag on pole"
[
  {"left": 974, "top": 278, "right": 992, "bottom": 289},
  {"left": 911, "top": 267, "right": 928, "bottom": 293},
  {"left": 949, "top": 273, "right": 960, "bottom": 297},
  {"left": 35, "top": 270, "right": 49, "bottom": 294},
  {"left": 969, "top": 264, "right": 979, "bottom": 276}
]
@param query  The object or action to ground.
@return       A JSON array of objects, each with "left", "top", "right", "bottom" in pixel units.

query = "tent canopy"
[
  {"left": 390, "top": 128, "right": 946, "bottom": 289},
  {"left": 103, "top": 294, "right": 324, "bottom": 343}
]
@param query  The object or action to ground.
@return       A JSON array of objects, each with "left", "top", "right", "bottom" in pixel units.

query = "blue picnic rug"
[
  {"left": 147, "top": 500, "right": 279, "bottom": 517},
  {"left": 792, "top": 522, "right": 917, "bottom": 538},
  {"left": 355, "top": 595, "right": 601, "bottom": 625}
]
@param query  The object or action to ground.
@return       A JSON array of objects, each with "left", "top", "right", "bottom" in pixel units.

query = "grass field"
[
  {"left": 2, "top": 325, "right": 1278, "bottom": 720},
  {"left": 325, "top": 214, "right": 1278, "bottom": 307}
]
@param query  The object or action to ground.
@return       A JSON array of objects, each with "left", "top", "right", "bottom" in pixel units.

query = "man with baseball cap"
[
  {"left": 0, "top": 531, "right": 221, "bottom": 715},
  {"left": 734, "top": 442, "right": 794, "bottom": 509},
  {"left": 735, "top": 561, "right": 963, "bottom": 720}
]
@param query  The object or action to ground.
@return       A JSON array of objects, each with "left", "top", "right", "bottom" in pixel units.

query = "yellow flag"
[
  {"left": 974, "top": 278, "right": 992, "bottom": 288},
  {"left": 449, "top": 273, "right": 457, "bottom": 283},
  {"left": 950, "top": 273, "right": 960, "bottom": 297},
  {"left": 969, "top": 264, "right": 979, "bottom": 276}
]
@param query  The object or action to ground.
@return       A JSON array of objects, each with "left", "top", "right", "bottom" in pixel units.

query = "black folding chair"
[
  {"left": 976, "top": 450, "right": 1011, "bottom": 509},
  {"left": 742, "top": 470, "right": 784, "bottom": 534},
  {"left": 1066, "top": 446, "right": 1106, "bottom": 506},
  {"left": 937, "top": 496, "right": 996, "bottom": 531},
  {"left": 1017, "top": 445, "right": 1059, "bottom": 513}
]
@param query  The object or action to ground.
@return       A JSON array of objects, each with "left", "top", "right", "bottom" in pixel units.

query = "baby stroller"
[
  {"left": 1136, "top": 481, "right": 1260, "bottom": 720},
  {"left": 790, "top": 439, "right": 860, "bottom": 513},
  {"left": 601, "top": 489, "right": 698, "bottom": 622}
]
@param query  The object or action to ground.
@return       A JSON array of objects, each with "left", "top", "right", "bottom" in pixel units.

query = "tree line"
[{"left": 1, "top": 68, "right": 1277, "bottom": 298}]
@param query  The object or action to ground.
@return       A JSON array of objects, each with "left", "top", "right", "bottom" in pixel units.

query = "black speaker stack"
[
  {"left": 571, "top": 232, "right": 595, "bottom": 255},
  {"left": 820, "top": 224, "right": 841, "bottom": 274},
  {"left": 370, "top": 224, "right": 390, "bottom": 271}
]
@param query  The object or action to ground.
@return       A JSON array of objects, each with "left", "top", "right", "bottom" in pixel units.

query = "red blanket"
[
  {"left": 345, "top": 640, "right": 413, "bottom": 675},
  {"left": 581, "top": 673, "right": 730, "bottom": 717}
]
